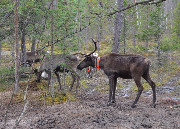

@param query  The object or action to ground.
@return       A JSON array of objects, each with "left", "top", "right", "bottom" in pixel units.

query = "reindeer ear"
[{"left": 92, "top": 39, "right": 96, "bottom": 43}]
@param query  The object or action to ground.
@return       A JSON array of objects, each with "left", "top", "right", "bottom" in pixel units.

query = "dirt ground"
[{"left": 0, "top": 73, "right": 180, "bottom": 129}]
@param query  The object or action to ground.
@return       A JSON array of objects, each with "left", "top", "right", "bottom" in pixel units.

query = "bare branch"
[
  {"left": 36, "top": 0, "right": 167, "bottom": 52},
  {"left": 37, "top": 18, "right": 96, "bottom": 52},
  {"left": 107, "top": 0, "right": 167, "bottom": 16}
]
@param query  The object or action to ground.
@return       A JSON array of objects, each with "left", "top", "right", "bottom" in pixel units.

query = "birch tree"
[{"left": 14, "top": 0, "right": 20, "bottom": 93}]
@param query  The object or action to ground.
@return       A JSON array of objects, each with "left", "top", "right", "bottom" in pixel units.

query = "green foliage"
[
  {"left": 173, "top": 1, "right": 180, "bottom": 43},
  {"left": 160, "top": 35, "right": 180, "bottom": 51},
  {"left": 134, "top": 45, "right": 146, "bottom": 52},
  {"left": 0, "top": 77, "right": 14, "bottom": 92},
  {"left": 0, "top": 65, "right": 14, "bottom": 77},
  {"left": 136, "top": 5, "right": 166, "bottom": 42}
]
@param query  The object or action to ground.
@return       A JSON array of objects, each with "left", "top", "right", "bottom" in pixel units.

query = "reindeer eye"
[
  {"left": 87, "top": 56, "right": 92, "bottom": 61},
  {"left": 84, "top": 56, "right": 91, "bottom": 62},
  {"left": 84, "top": 58, "right": 88, "bottom": 62}
]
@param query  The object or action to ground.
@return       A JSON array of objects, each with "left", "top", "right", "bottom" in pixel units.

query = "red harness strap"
[
  {"left": 85, "top": 66, "right": 91, "bottom": 72},
  {"left": 87, "top": 66, "right": 91, "bottom": 72},
  {"left": 96, "top": 57, "right": 100, "bottom": 69}
]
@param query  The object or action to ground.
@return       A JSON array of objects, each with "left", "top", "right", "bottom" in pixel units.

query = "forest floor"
[{"left": 0, "top": 72, "right": 180, "bottom": 129}]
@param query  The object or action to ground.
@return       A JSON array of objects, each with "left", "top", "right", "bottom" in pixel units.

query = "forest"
[{"left": 0, "top": 0, "right": 180, "bottom": 128}]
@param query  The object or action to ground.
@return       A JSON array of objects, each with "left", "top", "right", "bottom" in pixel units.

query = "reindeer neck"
[
  {"left": 93, "top": 56, "right": 103, "bottom": 69},
  {"left": 98, "top": 56, "right": 107, "bottom": 69}
]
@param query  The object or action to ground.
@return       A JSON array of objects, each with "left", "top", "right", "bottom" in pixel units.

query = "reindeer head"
[
  {"left": 33, "top": 69, "right": 42, "bottom": 82},
  {"left": 77, "top": 39, "right": 97, "bottom": 70}
]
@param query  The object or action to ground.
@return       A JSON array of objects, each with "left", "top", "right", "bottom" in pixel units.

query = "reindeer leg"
[
  {"left": 47, "top": 72, "right": 51, "bottom": 92},
  {"left": 75, "top": 74, "right": 80, "bottom": 94},
  {"left": 55, "top": 72, "right": 63, "bottom": 91},
  {"left": 107, "top": 76, "right": 114, "bottom": 106},
  {"left": 112, "top": 77, "right": 117, "bottom": 104},
  {"left": 69, "top": 73, "right": 76, "bottom": 91},
  {"left": 132, "top": 77, "right": 143, "bottom": 108},
  {"left": 143, "top": 73, "right": 156, "bottom": 108}
]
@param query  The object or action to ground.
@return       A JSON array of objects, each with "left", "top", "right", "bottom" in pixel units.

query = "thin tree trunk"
[
  {"left": 132, "top": 0, "right": 136, "bottom": 48},
  {"left": 50, "top": 0, "right": 54, "bottom": 97},
  {"left": 85, "top": 15, "right": 88, "bottom": 51},
  {"left": 157, "top": 34, "right": 161, "bottom": 67},
  {"left": 0, "top": 41, "right": 1, "bottom": 65},
  {"left": 31, "top": 38, "right": 36, "bottom": 52},
  {"left": 11, "top": 40, "right": 15, "bottom": 61},
  {"left": 132, "top": 26, "right": 136, "bottom": 48},
  {"left": 21, "top": 30, "right": 27, "bottom": 65},
  {"left": 112, "top": 0, "right": 124, "bottom": 53},
  {"left": 97, "top": 19, "right": 102, "bottom": 54},
  {"left": 157, "top": 7, "right": 161, "bottom": 67},
  {"left": 146, "top": 5, "right": 149, "bottom": 52},
  {"left": 14, "top": 0, "right": 20, "bottom": 93},
  {"left": 97, "top": 18, "right": 103, "bottom": 42},
  {"left": 123, "top": 15, "right": 126, "bottom": 54}
]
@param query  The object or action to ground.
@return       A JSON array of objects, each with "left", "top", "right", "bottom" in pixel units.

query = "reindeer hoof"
[
  {"left": 151, "top": 103, "right": 156, "bottom": 108},
  {"left": 107, "top": 101, "right": 116, "bottom": 106},
  {"left": 131, "top": 104, "right": 137, "bottom": 108},
  {"left": 111, "top": 100, "right": 116, "bottom": 103},
  {"left": 107, "top": 102, "right": 111, "bottom": 106},
  {"left": 69, "top": 86, "right": 73, "bottom": 91}
]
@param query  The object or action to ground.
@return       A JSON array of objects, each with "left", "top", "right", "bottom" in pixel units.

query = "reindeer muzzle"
[{"left": 77, "top": 65, "right": 82, "bottom": 70}]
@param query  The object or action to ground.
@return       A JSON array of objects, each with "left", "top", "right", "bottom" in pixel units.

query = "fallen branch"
[{"left": 12, "top": 75, "right": 30, "bottom": 129}]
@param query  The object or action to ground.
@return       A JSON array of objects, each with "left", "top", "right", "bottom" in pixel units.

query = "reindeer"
[
  {"left": 24, "top": 50, "right": 47, "bottom": 66},
  {"left": 77, "top": 39, "right": 156, "bottom": 108},
  {"left": 34, "top": 54, "right": 80, "bottom": 92}
]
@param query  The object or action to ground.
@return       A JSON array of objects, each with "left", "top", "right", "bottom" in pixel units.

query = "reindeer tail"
[{"left": 144, "top": 58, "right": 151, "bottom": 66}]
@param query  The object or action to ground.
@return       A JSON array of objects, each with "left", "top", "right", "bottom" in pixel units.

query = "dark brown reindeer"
[
  {"left": 34, "top": 54, "right": 80, "bottom": 92},
  {"left": 77, "top": 39, "right": 156, "bottom": 108}
]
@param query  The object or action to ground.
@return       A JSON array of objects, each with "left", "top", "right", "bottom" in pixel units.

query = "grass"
[{"left": 0, "top": 77, "right": 14, "bottom": 92}]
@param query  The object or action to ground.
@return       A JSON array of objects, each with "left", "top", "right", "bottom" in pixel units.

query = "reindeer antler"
[
  {"left": 86, "top": 39, "right": 97, "bottom": 56},
  {"left": 73, "top": 39, "right": 97, "bottom": 57},
  {"left": 73, "top": 52, "right": 87, "bottom": 56}
]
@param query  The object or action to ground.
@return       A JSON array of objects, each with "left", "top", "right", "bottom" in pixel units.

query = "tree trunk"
[
  {"left": 21, "top": 29, "right": 27, "bottom": 65},
  {"left": 98, "top": 19, "right": 103, "bottom": 42},
  {"left": 85, "top": 15, "right": 88, "bottom": 51},
  {"left": 146, "top": 5, "right": 149, "bottom": 52},
  {"left": 11, "top": 40, "right": 15, "bottom": 61},
  {"left": 50, "top": 0, "right": 54, "bottom": 97},
  {"left": 14, "top": 0, "right": 20, "bottom": 93},
  {"left": 123, "top": 15, "right": 126, "bottom": 54},
  {"left": 31, "top": 38, "right": 36, "bottom": 52},
  {"left": 156, "top": 7, "right": 161, "bottom": 67},
  {"left": 132, "top": 0, "right": 136, "bottom": 48},
  {"left": 0, "top": 41, "right": 1, "bottom": 65},
  {"left": 112, "top": 0, "right": 124, "bottom": 53},
  {"left": 132, "top": 25, "right": 136, "bottom": 48}
]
